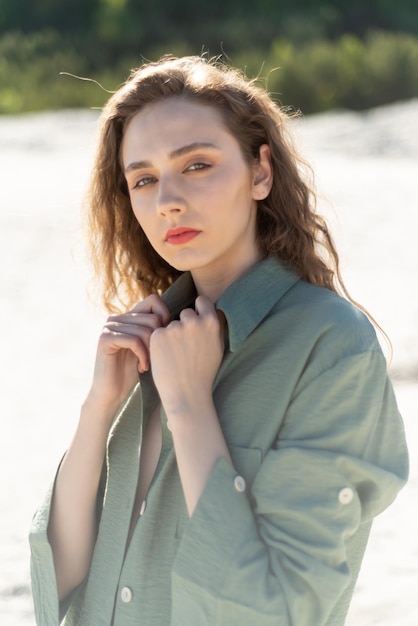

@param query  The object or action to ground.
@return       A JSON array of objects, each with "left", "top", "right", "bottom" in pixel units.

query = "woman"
[{"left": 30, "top": 56, "right": 408, "bottom": 626}]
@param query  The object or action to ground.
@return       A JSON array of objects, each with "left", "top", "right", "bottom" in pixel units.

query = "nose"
[{"left": 156, "top": 174, "right": 186, "bottom": 216}]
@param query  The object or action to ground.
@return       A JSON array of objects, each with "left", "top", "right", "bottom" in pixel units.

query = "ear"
[{"left": 252, "top": 144, "right": 273, "bottom": 201}]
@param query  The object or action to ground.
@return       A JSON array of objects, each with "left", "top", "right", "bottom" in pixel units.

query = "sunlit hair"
[{"left": 86, "top": 55, "right": 361, "bottom": 317}]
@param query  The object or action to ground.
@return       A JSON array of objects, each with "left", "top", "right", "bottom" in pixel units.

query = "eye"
[
  {"left": 186, "top": 162, "right": 210, "bottom": 172},
  {"left": 131, "top": 175, "right": 156, "bottom": 190}
]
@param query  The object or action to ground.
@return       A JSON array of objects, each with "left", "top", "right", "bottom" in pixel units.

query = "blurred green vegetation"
[{"left": 1, "top": 0, "right": 418, "bottom": 114}]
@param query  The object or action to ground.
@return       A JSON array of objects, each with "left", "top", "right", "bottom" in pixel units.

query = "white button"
[
  {"left": 338, "top": 487, "right": 354, "bottom": 505},
  {"left": 120, "top": 586, "right": 133, "bottom": 603},
  {"left": 234, "top": 475, "right": 246, "bottom": 493},
  {"left": 139, "top": 499, "right": 147, "bottom": 516}
]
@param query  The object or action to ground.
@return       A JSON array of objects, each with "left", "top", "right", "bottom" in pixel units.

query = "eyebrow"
[{"left": 124, "top": 142, "right": 218, "bottom": 174}]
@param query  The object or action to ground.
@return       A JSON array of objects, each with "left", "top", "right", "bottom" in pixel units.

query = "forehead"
[
  {"left": 127, "top": 96, "right": 226, "bottom": 130},
  {"left": 121, "top": 97, "right": 236, "bottom": 160}
]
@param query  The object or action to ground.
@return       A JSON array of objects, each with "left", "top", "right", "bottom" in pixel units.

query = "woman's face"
[{"left": 122, "top": 97, "right": 272, "bottom": 296}]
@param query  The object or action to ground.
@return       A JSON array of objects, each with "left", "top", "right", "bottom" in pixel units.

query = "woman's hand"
[
  {"left": 49, "top": 298, "right": 170, "bottom": 601},
  {"left": 150, "top": 295, "right": 229, "bottom": 515},
  {"left": 85, "top": 294, "right": 170, "bottom": 417},
  {"left": 150, "top": 295, "right": 225, "bottom": 418}
]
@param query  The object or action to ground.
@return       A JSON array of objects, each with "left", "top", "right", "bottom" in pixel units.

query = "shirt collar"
[
  {"left": 161, "top": 271, "right": 197, "bottom": 319},
  {"left": 161, "top": 256, "right": 300, "bottom": 352},
  {"left": 216, "top": 256, "right": 300, "bottom": 351}
]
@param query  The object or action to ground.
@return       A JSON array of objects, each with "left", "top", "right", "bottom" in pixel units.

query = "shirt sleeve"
[
  {"left": 29, "top": 481, "right": 61, "bottom": 626},
  {"left": 171, "top": 348, "right": 408, "bottom": 626},
  {"left": 29, "top": 462, "right": 91, "bottom": 625}
]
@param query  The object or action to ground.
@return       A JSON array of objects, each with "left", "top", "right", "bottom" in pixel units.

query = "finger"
[
  {"left": 101, "top": 329, "right": 150, "bottom": 371},
  {"left": 194, "top": 296, "right": 226, "bottom": 342},
  {"left": 103, "top": 321, "right": 154, "bottom": 342},
  {"left": 179, "top": 307, "right": 197, "bottom": 321},
  {"left": 129, "top": 294, "right": 171, "bottom": 325},
  {"left": 106, "top": 312, "right": 165, "bottom": 331},
  {"left": 103, "top": 322, "right": 154, "bottom": 369},
  {"left": 194, "top": 295, "right": 217, "bottom": 317}
]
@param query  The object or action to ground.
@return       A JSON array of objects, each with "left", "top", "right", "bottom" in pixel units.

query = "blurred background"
[{"left": 1, "top": 0, "right": 418, "bottom": 115}]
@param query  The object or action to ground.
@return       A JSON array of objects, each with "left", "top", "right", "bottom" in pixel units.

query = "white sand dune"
[{"left": 0, "top": 100, "right": 417, "bottom": 624}]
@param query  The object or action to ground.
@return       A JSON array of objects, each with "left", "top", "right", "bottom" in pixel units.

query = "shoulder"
[
  {"left": 257, "top": 279, "right": 385, "bottom": 381},
  {"left": 276, "top": 279, "right": 378, "bottom": 345}
]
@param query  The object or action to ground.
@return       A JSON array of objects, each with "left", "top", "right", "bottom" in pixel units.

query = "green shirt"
[{"left": 29, "top": 256, "right": 408, "bottom": 626}]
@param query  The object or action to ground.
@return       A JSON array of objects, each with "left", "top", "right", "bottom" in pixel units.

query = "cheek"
[
  {"left": 130, "top": 198, "right": 148, "bottom": 227},
  {"left": 130, "top": 204, "right": 142, "bottom": 228},
  {"left": 224, "top": 175, "right": 254, "bottom": 212},
  {"left": 205, "top": 168, "right": 250, "bottom": 205},
  {"left": 131, "top": 208, "right": 153, "bottom": 244}
]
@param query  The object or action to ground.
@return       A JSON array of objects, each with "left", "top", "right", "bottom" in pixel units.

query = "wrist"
[
  {"left": 80, "top": 390, "right": 124, "bottom": 428},
  {"left": 163, "top": 393, "right": 215, "bottom": 425}
]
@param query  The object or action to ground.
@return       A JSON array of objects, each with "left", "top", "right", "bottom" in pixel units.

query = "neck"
[{"left": 192, "top": 250, "right": 262, "bottom": 302}]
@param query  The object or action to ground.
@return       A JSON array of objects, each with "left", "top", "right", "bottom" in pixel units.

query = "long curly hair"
[{"left": 86, "top": 55, "right": 353, "bottom": 314}]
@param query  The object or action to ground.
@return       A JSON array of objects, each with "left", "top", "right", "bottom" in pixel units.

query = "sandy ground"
[{"left": 0, "top": 101, "right": 417, "bottom": 624}]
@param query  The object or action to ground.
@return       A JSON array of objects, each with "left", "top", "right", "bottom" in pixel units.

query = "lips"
[{"left": 165, "top": 227, "right": 201, "bottom": 245}]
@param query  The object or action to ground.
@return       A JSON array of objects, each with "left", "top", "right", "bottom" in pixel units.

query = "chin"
[
  {"left": 168, "top": 260, "right": 196, "bottom": 273},
  {"left": 162, "top": 251, "right": 207, "bottom": 273}
]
